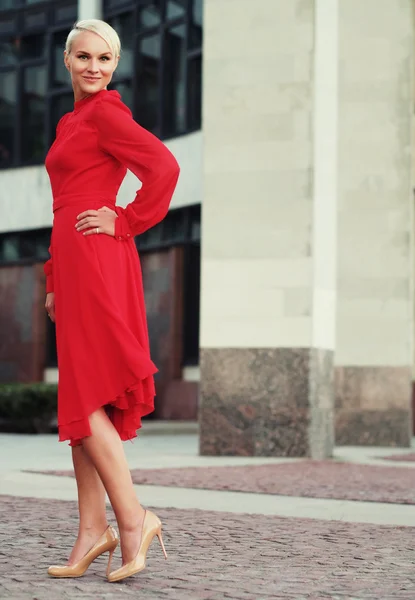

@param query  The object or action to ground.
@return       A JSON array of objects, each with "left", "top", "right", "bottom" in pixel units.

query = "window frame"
[
  {"left": 0, "top": 0, "right": 76, "bottom": 169},
  {"left": 105, "top": 0, "right": 202, "bottom": 140}
]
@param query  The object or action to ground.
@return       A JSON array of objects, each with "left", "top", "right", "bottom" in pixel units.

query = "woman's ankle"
[{"left": 78, "top": 521, "right": 109, "bottom": 538}]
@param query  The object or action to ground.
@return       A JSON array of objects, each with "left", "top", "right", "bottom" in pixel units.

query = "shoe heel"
[
  {"left": 106, "top": 546, "right": 116, "bottom": 577},
  {"left": 157, "top": 529, "right": 168, "bottom": 560}
]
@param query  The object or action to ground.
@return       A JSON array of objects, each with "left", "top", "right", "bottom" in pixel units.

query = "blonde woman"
[{"left": 44, "top": 19, "right": 179, "bottom": 583}]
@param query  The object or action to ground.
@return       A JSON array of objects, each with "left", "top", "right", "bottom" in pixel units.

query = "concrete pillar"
[
  {"left": 199, "top": 0, "right": 338, "bottom": 457},
  {"left": 78, "top": 0, "right": 102, "bottom": 21},
  {"left": 335, "top": 0, "right": 413, "bottom": 446}
]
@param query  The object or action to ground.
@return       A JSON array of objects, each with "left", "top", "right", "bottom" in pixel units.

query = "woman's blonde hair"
[{"left": 66, "top": 19, "right": 121, "bottom": 57}]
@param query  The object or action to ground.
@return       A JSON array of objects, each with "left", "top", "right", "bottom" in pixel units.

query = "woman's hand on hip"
[
  {"left": 45, "top": 292, "right": 55, "bottom": 323},
  {"left": 75, "top": 206, "right": 117, "bottom": 237}
]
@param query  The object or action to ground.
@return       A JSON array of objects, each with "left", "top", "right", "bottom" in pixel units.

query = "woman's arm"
[{"left": 90, "top": 93, "right": 180, "bottom": 240}]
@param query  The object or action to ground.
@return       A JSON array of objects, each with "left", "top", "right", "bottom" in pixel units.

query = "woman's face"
[{"left": 65, "top": 31, "right": 119, "bottom": 100}]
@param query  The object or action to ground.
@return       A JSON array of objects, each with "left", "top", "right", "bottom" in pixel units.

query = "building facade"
[{"left": 0, "top": 0, "right": 414, "bottom": 455}]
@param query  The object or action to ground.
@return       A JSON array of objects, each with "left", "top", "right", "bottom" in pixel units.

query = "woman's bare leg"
[
  {"left": 67, "top": 445, "right": 109, "bottom": 565},
  {"left": 82, "top": 407, "right": 146, "bottom": 564}
]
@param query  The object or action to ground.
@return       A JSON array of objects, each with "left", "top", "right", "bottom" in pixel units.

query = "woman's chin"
[{"left": 80, "top": 80, "right": 106, "bottom": 94}]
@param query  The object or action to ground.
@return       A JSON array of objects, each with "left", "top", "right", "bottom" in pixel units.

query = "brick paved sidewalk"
[
  {"left": 1, "top": 495, "right": 415, "bottom": 600},
  {"left": 380, "top": 453, "right": 415, "bottom": 462},
  {"left": 33, "top": 460, "right": 415, "bottom": 504}
]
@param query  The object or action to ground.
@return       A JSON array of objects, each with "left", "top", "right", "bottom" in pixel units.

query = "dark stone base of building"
[
  {"left": 199, "top": 347, "right": 334, "bottom": 458},
  {"left": 335, "top": 366, "right": 412, "bottom": 447}
]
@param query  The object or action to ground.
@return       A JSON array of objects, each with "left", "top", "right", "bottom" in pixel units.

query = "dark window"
[
  {"left": 105, "top": 0, "right": 203, "bottom": 139},
  {"left": 52, "top": 29, "right": 69, "bottom": 88},
  {"left": 0, "top": 227, "right": 51, "bottom": 265},
  {"left": 108, "top": 12, "right": 134, "bottom": 79},
  {"left": 166, "top": 0, "right": 186, "bottom": 20},
  {"left": 182, "top": 243, "right": 200, "bottom": 365},
  {"left": 0, "top": 70, "right": 16, "bottom": 166},
  {"left": 139, "top": 1, "right": 162, "bottom": 29},
  {"left": 187, "top": 54, "right": 201, "bottom": 131},
  {"left": 136, "top": 33, "right": 161, "bottom": 132},
  {"left": 22, "top": 64, "right": 47, "bottom": 161},
  {"left": 189, "top": 0, "right": 202, "bottom": 50},
  {"left": 163, "top": 23, "right": 186, "bottom": 137},
  {"left": 135, "top": 204, "right": 201, "bottom": 366},
  {"left": 0, "top": 1, "right": 76, "bottom": 168},
  {"left": 21, "top": 33, "right": 46, "bottom": 59},
  {"left": 0, "top": 0, "right": 15, "bottom": 10},
  {"left": 111, "top": 79, "right": 133, "bottom": 109},
  {"left": 51, "top": 92, "right": 73, "bottom": 133}
]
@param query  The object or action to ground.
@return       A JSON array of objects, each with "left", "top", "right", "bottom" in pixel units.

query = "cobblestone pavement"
[
  {"left": 1, "top": 495, "right": 415, "bottom": 600},
  {"left": 35, "top": 460, "right": 415, "bottom": 504}
]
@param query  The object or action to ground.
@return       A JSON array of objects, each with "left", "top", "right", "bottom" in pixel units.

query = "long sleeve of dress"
[
  {"left": 43, "top": 115, "right": 70, "bottom": 294},
  {"left": 91, "top": 94, "right": 180, "bottom": 240},
  {"left": 44, "top": 246, "right": 54, "bottom": 293}
]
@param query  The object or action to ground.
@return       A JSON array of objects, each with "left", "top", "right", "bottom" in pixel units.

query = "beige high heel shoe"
[
  {"left": 107, "top": 510, "right": 167, "bottom": 583},
  {"left": 48, "top": 525, "right": 119, "bottom": 578}
]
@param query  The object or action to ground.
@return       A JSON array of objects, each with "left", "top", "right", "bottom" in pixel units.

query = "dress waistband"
[{"left": 53, "top": 193, "right": 116, "bottom": 213}]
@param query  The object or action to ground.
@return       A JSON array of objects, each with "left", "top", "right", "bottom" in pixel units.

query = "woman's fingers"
[
  {"left": 75, "top": 207, "right": 117, "bottom": 237},
  {"left": 83, "top": 227, "right": 101, "bottom": 236},
  {"left": 76, "top": 217, "right": 99, "bottom": 231},
  {"left": 77, "top": 210, "right": 98, "bottom": 220},
  {"left": 45, "top": 301, "right": 55, "bottom": 323}
]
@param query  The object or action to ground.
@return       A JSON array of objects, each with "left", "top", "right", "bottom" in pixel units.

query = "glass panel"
[
  {"left": 51, "top": 93, "right": 73, "bottom": 137},
  {"left": 189, "top": 0, "right": 202, "bottom": 49},
  {"left": 108, "top": 12, "right": 133, "bottom": 78},
  {"left": 0, "top": 38, "right": 18, "bottom": 67},
  {"left": 22, "top": 65, "right": 47, "bottom": 161},
  {"left": 163, "top": 24, "right": 186, "bottom": 137},
  {"left": 21, "top": 34, "right": 46, "bottom": 60},
  {"left": 35, "top": 229, "right": 51, "bottom": 259},
  {"left": 3, "top": 236, "right": 19, "bottom": 262},
  {"left": 23, "top": 9, "right": 47, "bottom": 29},
  {"left": 54, "top": 3, "right": 77, "bottom": 24},
  {"left": 0, "top": 0, "right": 15, "bottom": 10},
  {"left": 166, "top": 0, "right": 186, "bottom": 20},
  {"left": 52, "top": 30, "right": 69, "bottom": 88},
  {"left": 136, "top": 33, "right": 161, "bottom": 133},
  {"left": 24, "top": 0, "right": 46, "bottom": 4},
  {"left": 0, "top": 18, "right": 15, "bottom": 37},
  {"left": 188, "top": 54, "right": 201, "bottom": 131},
  {"left": 0, "top": 70, "right": 16, "bottom": 166},
  {"left": 139, "top": 0, "right": 162, "bottom": 29},
  {"left": 190, "top": 204, "right": 201, "bottom": 240},
  {"left": 20, "top": 233, "right": 37, "bottom": 259},
  {"left": 110, "top": 80, "right": 133, "bottom": 110},
  {"left": 104, "top": 0, "right": 132, "bottom": 8},
  {"left": 162, "top": 209, "right": 186, "bottom": 243}
]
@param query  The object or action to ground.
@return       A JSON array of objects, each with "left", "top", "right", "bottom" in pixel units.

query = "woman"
[{"left": 43, "top": 19, "right": 179, "bottom": 583}]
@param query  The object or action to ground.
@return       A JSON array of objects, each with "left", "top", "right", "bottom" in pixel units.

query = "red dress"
[{"left": 43, "top": 89, "right": 180, "bottom": 446}]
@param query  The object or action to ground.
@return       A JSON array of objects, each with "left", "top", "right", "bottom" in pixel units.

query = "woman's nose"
[{"left": 88, "top": 59, "right": 99, "bottom": 73}]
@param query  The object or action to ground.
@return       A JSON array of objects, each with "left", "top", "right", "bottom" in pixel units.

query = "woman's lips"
[{"left": 83, "top": 77, "right": 101, "bottom": 82}]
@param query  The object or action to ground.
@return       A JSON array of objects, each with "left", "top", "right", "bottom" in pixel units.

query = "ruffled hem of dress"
[{"left": 58, "top": 376, "right": 155, "bottom": 447}]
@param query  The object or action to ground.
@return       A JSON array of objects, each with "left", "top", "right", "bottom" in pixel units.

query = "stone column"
[
  {"left": 335, "top": 0, "right": 413, "bottom": 446},
  {"left": 199, "top": 0, "right": 338, "bottom": 457},
  {"left": 78, "top": 0, "right": 102, "bottom": 21}
]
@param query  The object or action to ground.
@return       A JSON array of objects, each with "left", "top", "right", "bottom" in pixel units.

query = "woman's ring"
[{"left": 96, "top": 227, "right": 99, "bottom": 235}]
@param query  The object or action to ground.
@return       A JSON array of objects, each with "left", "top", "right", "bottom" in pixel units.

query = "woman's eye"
[
  {"left": 78, "top": 55, "right": 88, "bottom": 60},
  {"left": 100, "top": 56, "right": 110, "bottom": 61}
]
